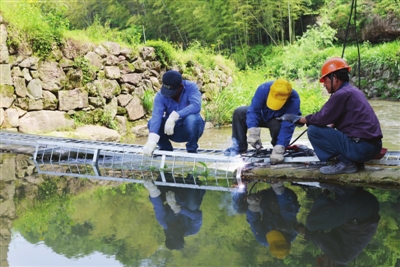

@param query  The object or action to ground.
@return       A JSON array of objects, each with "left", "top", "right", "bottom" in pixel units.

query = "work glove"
[
  {"left": 277, "top": 114, "right": 303, "bottom": 125},
  {"left": 247, "top": 127, "right": 263, "bottom": 149},
  {"left": 247, "top": 194, "right": 261, "bottom": 212},
  {"left": 143, "top": 133, "right": 160, "bottom": 157},
  {"left": 143, "top": 177, "right": 161, "bottom": 198},
  {"left": 166, "top": 191, "right": 181, "bottom": 214},
  {"left": 271, "top": 181, "right": 285, "bottom": 195},
  {"left": 270, "top": 145, "right": 285, "bottom": 165},
  {"left": 164, "top": 111, "right": 180, "bottom": 135}
]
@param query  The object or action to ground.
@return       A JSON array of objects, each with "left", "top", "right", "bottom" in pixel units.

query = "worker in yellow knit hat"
[{"left": 224, "top": 79, "right": 301, "bottom": 165}]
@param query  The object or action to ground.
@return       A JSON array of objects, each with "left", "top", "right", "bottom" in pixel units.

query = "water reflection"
[
  {"left": 2, "top": 153, "right": 400, "bottom": 265},
  {"left": 144, "top": 174, "right": 206, "bottom": 250},
  {"left": 294, "top": 184, "right": 380, "bottom": 267},
  {"left": 232, "top": 181, "right": 300, "bottom": 259}
]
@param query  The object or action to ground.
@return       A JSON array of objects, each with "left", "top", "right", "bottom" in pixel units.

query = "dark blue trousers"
[{"left": 307, "top": 125, "right": 381, "bottom": 164}]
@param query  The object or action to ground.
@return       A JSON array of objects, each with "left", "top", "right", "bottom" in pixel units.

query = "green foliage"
[
  {"left": 72, "top": 57, "right": 94, "bottom": 86},
  {"left": 142, "top": 90, "right": 155, "bottom": 114},
  {"left": 374, "top": 0, "right": 400, "bottom": 17},
  {"left": 72, "top": 110, "right": 116, "bottom": 129},
  {"left": 144, "top": 39, "right": 176, "bottom": 67},
  {"left": 294, "top": 80, "right": 328, "bottom": 114},
  {"left": 1, "top": 0, "right": 69, "bottom": 58},
  {"left": 71, "top": 15, "right": 142, "bottom": 46}
]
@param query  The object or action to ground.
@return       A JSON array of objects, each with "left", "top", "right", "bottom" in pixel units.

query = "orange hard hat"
[{"left": 319, "top": 57, "right": 351, "bottom": 82}]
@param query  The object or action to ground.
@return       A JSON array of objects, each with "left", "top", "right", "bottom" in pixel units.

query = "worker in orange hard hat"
[
  {"left": 294, "top": 184, "right": 380, "bottom": 267},
  {"left": 278, "top": 57, "right": 383, "bottom": 175}
]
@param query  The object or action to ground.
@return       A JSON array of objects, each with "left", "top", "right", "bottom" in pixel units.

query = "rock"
[
  {"left": 38, "top": 61, "right": 66, "bottom": 92},
  {"left": 94, "top": 79, "right": 121, "bottom": 99},
  {"left": 131, "top": 124, "right": 148, "bottom": 137},
  {"left": 104, "top": 66, "right": 121, "bottom": 79},
  {"left": 58, "top": 88, "right": 89, "bottom": 110},
  {"left": 74, "top": 125, "right": 121, "bottom": 142},
  {"left": 26, "top": 79, "right": 42, "bottom": 99},
  {"left": 5, "top": 108, "right": 19, "bottom": 127},
  {"left": 0, "top": 64, "right": 12, "bottom": 85},
  {"left": 13, "top": 76, "right": 27, "bottom": 97},
  {"left": 19, "top": 110, "right": 75, "bottom": 133},
  {"left": 0, "top": 84, "right": 14, "bottom": 108},
  {"left": 84, "top": 51, "right": 103, "bottom": 69},
  {"left": 102, "top": 42, "right": 121, "bottom": 55},
  {"left": 0, "top": 108, "right": 4, "bottom": 126},
  {"left": 125, "top": 95, "right": 145, "bottom": 121}
]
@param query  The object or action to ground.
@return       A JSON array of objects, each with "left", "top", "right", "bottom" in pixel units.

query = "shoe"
[
  {"left": 356, "top": 162, "right": 365, "bottom": 171},
  {"left": 319, "top": 161, "right": 358, "bottom": 175},
  {"left": 187, "top": 150, "right": 197, "bottom": 154}
]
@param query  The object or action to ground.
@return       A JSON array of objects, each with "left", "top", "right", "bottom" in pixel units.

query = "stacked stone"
[{"left": 0, "top": 15, "right": 233, "bottom": 138}]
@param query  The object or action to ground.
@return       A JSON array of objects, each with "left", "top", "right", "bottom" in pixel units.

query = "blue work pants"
[
  {"left": 307, "top": 125, "right": 382, "bottom": 164},
  {"left": 150, "top": 114, "right": 205, "bottom": 153},
  {"left": 232, "top": 106, "right": 281, "bottom": 152}
]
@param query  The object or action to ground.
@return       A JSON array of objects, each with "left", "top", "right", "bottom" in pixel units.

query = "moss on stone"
[{"left": 0, "top": 84, "right": 14, "bottom": 97}]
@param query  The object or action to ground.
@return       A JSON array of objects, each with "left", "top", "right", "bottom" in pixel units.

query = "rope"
[{"left": 341, "top": 0, "right": 361, "bottom": 89}]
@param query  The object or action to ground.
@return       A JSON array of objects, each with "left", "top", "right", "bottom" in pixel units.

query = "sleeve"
[
  {"left": 148, "top": 93, "right": 166, "bottom": 134},
  {"left": 176, "top": 81, "right": 202, "bottom": 119},
  {"left": 180, "top": 208, "right": 203, "bottom": 235},
  {"left": 246, "top": 84, "right": 270, "bottom": 128},
  {"left": 306, "top": 92, "right": 347, "bottom": 127},
  {"left": 149, "top": 195, "right": 169, "bottom": 229}
]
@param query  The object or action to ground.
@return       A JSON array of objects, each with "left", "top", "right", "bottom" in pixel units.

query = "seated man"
[
  {"left": 143, "top": 70, "right": 205, "bottom": 156},
  {"left": 224, "top": 79, "right": 301, "bottom": 164},
  {"left": 278, "top": 57, "right": 383, "bottom": 174},
  {"left": 295, "top": 184, "right": 380, "bottom": 267}
]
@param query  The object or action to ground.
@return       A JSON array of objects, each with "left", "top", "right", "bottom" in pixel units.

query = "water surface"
[{"left": 1, "top": 100, "right": 400, "bottom": 267}]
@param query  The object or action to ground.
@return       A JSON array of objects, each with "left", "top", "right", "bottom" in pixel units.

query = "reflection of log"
[{"left": 0, "top": 155, "right": 17, "bottom": 267}]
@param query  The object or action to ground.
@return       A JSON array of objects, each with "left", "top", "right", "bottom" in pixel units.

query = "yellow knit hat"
[
  {"left": 267, "top": 79, "right": 292, "bottom": 110},
  {"left": 266, "top": 230, "right": 291, "bottom": 259}
]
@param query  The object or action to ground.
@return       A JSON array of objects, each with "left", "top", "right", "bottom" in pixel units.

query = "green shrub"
[
  {"left": 144, "top": 40, "right": 176, "bottom": 68},
  {"left": 142, "top": 90, "right": 155, "bottom": 114},
  {"left": 1, "top": 0, "right": 69, "bottom": 58}
]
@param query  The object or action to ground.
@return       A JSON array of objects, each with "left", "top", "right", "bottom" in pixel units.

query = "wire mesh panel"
[{"left": 33, "top": 140, "right": 245, "bottom": 192}]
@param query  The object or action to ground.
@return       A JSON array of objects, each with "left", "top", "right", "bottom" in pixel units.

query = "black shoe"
[{"left": 356, "top": 162, "right": 365, "bottom": 170}]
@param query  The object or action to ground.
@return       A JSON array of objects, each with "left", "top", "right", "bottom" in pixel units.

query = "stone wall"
[{"left": 0, "top": 15, "right": 233, "bottom": 139}]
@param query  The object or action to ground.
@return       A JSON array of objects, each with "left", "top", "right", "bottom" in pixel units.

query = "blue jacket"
[
  {"left": 150, "top": 195, "right": 203, "bottom": 236},
  {"left": 149, "top": 80, "right": 202, "bottom": 134},
  {"left": 247, "top": 81, "right": 301, "bottom": 147},
  {"left": 246, "top": 188, "right": 300, "bottom": 246}
]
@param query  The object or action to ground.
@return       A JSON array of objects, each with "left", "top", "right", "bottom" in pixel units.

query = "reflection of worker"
[
  {"left": 224, "top": 79, "right": 301, "bottom": 164},
  {"left": 279, "top": 58, "right": 382, "bottom": 174},
  {"left": 143, "top": 176, "right": 206, "bottom": 250},
  {"left": 143, "top": 70, "right": 205, "bottom": 156},
  {"left": 295, "top": 185, "right": 380, "bottom": 267},
  {"left": 233, "top": 182, "right": 300, "bottom": 259}
]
